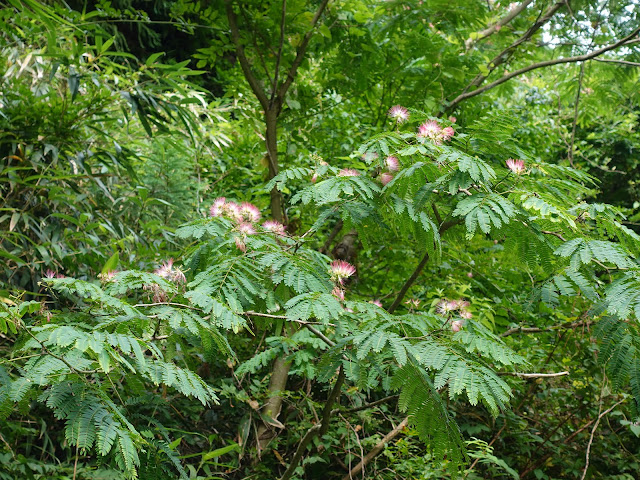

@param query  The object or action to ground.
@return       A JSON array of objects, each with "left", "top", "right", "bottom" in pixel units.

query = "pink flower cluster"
[
  {"left": 436, "top": 298, "right": 472, "bottom": 331},
  {"left": 379, "top": 155, "right": 400, "bottom": 186},
  {"left": 337, "top": 168, "right": 360, "bottom": 177},
  {"left": 417, "top": 120, "right": 454, "bottom": 145},
  {"left": 43, "top": 269, "right": 65, "bottom": 279},
  {"left": 210, "top": 197, "right": 261, "bottom": 223},
  {"left": 506, "top": 158, "right": 526, "bottom": 175},
  {"left": 329, "top": 260, "right": 356, "bottom": 302},
  {"left": 144, "top": 259, "right": 187, "bottom": 303},
  {"left": 209, "top": 197, "right": 286, "bottom": 252},
  {"left": 311, "top": 160, "right": 329, "bottom": 184},
  {"left": 330, "top": 260, "right": 356, "bottom": 284},
  {"left": 388, "top": 105, "right": 410, "bottom": 124}
]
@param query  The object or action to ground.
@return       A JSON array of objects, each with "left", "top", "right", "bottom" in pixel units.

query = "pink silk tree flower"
[
  {"left": 506, "top": 158, "right": 526, "bottom": 175},
  {"left": 418, "top": 120, "right": 442, "bottom": 139},
  {"left": 380, "top": 172, "right": 394, "bottom": 186},
  {"left": 329, "top": 260, "right": 356, "bottom": 284},
  {"left": 240, "top": 202, "right": 261, "bottom": 223},
  {"left": 442, "top": 126, "right": 455, "bottom": 140},
  {"left": 451, "top": 320, "right": 464, "bottom": 332},
  {"left": 209, "top": 197, "right": 226, "bottom": 217},
  {"left": 385, "top": 156, "right": 400, "bottom": 172},
  {"left": 388, "top": 105, "right": 410, "bottom": 123},
  {"left": 337, "top": 168, "right": 360, "bottom": 177},
  {"left": 236, "top": 222, "right": 256, "bottom": 235},
  {"left": 262, "top": 220, "right": 286, "bottom": 235}
]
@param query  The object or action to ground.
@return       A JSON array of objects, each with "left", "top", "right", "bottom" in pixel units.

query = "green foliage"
[{"left": 4, "top": 0, "right": 640, "bottom": 478}]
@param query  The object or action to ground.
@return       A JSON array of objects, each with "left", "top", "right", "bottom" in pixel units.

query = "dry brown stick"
[{"left": 341, "top": 417, "right": 409, "bottom": 480}]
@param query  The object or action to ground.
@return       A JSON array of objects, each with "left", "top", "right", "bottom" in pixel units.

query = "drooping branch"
[
  {"left": 460, "top": 0, "right": 565, "bottom": 96},
  {"left": 224, "top": 0, "right": 269, "bottom": 110},
  {"left": 465, "top": 0, "right": 536, "bottom": 51},
  {"left": 447, "top": 25, "right": 640, "bottom": 111}
]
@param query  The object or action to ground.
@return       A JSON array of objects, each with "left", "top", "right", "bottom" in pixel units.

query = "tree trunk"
[
  {"left": 255, "top": 107, "right": 291, "bottom": 452},
  {"left": 265, "top": 108, "right": 285, "bottom": 223}
]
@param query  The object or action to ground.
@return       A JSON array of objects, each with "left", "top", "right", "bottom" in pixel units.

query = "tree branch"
[
  {"left": 224, "top": 0, "right": 269, "bottom": 110},
  {"left": 320, "top": 366, "right": 345, "bottom": 435},
  {"left": 460, "top": 1, "right": 565, "bottom": 96},
  {"left": 465, "top": 0, "right": 536, "bottom": 51},
  {"left": 271, "top": 0, "right": 287, "bottom": 103},
  {"left": 340, "top": 417, "right": 409, "bottom": 480},
  {"left": 275, "top": 0, "right": 331, "bottom": 109},
  {"left": 594, "top": 57, "right": 640, "bottom": 67},
  {"left": 387, "top": 218, "right": 463, "bottom": 313},
  {"left": 448, "top": 25, "right": 640, "bottom": 111}
]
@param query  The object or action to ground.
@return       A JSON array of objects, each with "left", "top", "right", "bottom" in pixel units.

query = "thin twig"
[
  {"left": 460, "top": 0, "right": 565, "bottom": 96},
  {"left": 501, "top": 319, "right": 593, "bottom": 337}
]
